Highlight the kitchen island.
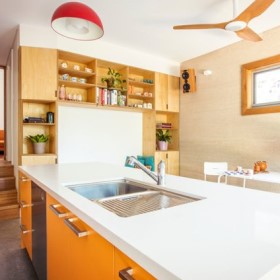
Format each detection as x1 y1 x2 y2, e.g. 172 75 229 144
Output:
19 162 280 280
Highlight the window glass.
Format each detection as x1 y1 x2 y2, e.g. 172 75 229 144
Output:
253 66 280 106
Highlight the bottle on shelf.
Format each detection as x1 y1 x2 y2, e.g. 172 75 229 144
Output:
59 85 66 100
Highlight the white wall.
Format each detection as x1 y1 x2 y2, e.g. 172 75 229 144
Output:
58 106 142 165
180 26 280 192
0 69 4 129
19 24 180 76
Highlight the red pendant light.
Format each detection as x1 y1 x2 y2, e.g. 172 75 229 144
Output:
51 2 104 41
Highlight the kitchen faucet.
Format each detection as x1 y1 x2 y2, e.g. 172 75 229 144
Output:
126 156 166 185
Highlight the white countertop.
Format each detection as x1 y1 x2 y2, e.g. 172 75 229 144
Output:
19 162 280 280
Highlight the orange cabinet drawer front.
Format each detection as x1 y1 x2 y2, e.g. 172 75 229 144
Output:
114 248 156 280
19 172 32 259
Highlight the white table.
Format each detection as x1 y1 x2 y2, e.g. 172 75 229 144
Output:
225 171 280 188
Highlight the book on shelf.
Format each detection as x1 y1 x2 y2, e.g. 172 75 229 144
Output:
96 87 126 106
156 122 172 129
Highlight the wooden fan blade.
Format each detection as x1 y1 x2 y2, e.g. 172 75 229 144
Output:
173 22 228 30
235 0 275 23
235 26 262 42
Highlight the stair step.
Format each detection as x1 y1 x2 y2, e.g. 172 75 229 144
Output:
0 165 14 177
0 177 16 191
0 203 19 220
0 160 11 166
0 190 18 205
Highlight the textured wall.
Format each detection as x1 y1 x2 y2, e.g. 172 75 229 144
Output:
180 26 280 192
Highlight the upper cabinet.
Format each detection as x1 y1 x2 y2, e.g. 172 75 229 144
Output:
155 73 179 112
20 47 58 100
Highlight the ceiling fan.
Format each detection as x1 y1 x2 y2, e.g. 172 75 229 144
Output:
173 0 275 42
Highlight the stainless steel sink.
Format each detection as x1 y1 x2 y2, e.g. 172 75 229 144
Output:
67 179 203 217
67 179 149 200
96 190 200 217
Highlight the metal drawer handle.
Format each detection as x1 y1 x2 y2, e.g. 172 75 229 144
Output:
64 217 88 238
119 267 134 280
49 204 69 218
20 224 34 234
20 177 30 182
20 200 33 208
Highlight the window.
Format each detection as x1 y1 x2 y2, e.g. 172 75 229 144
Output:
241 54 280 115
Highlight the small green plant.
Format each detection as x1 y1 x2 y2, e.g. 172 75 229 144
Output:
101 67 125 88
26 134 49 143
156 129 172 143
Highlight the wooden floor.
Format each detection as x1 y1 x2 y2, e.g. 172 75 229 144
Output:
0 218 38 280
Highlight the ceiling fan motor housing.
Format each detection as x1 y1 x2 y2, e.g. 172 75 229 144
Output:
225 21 247 32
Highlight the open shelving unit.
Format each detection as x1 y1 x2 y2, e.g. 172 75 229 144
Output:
58 50 96 103
19 46 180 174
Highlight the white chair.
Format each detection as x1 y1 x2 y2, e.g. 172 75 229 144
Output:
204 162 228 184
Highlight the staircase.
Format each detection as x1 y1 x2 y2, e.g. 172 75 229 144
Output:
0 160 19 220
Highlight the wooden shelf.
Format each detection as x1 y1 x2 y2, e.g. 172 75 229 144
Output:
128 80 154 87
96 84 126 91
22 153 57 157
156 127 178 130
128 94 154 100
59 66 95 78
23 123 55 126
21 99 56 104
155 149 179 152
58 80 95 89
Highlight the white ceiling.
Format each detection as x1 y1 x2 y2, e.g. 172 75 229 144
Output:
0 0 280 66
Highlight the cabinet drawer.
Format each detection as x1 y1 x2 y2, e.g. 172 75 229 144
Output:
114 248 155 280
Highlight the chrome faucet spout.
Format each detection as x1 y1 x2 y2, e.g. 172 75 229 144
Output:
126 156 166 185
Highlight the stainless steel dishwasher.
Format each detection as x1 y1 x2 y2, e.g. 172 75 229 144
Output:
32 181 47 280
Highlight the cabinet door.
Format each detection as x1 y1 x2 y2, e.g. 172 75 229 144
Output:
114 248 155 280
155 151 179 176
155 72 168 111
167 151 179 176
47 195 71 280
67 218 114 280
20 47 57 100
19 172 32 259
47 194 114 280
154 151 167 170
167 75 179 112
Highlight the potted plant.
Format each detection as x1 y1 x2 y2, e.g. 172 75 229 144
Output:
26 134 49 154
101 67 125 88
156 129 172 151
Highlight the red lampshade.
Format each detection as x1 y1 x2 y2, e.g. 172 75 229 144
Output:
51 2 104 40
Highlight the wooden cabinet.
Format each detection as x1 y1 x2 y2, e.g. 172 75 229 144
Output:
18 172 32 259
114 247 155 280
47 194 114 280
167 75 180 112
155 73 179 112
155 151 179 175
154 73 180 174
20 47 57 100
19 47 58 165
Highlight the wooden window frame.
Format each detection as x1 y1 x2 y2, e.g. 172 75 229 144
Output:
241 54 280 115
